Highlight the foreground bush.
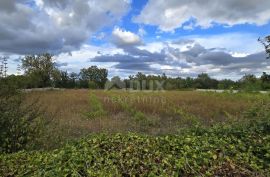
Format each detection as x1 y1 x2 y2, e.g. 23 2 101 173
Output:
0 80 43 153
1 102 270 176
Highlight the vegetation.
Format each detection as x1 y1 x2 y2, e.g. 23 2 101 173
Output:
1 101 269 176
0 44 270 176
14 90 269 150
0 79 44 153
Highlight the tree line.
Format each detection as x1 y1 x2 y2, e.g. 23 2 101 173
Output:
0 53 270 91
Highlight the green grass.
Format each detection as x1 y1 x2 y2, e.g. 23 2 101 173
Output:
85 92 107 119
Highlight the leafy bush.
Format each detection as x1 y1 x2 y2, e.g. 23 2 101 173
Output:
0 80 43 153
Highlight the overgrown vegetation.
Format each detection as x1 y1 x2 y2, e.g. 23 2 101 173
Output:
21 89 269 150
0 79 44 153
1 101 269 176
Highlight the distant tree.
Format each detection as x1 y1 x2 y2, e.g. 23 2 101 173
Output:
259 35 270 59
218 79 235 90
80 66 108 89
70 72 79 88
184 77 195 88
240 74 261 91
110 76 125 89
260 72 270 90
52 70 70 88
22 53 56 88
135 72 147 90
195 73 218 89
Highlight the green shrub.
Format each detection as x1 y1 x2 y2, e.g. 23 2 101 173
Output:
0 80 43 153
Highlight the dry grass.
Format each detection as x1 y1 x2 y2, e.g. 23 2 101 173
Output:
25 89 269 149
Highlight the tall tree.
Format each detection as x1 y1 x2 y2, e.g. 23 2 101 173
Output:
80 66 108 89
22 53 56 88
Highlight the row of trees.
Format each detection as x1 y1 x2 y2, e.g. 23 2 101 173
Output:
105 72 270 91
1 53 270 91
1 54 108 89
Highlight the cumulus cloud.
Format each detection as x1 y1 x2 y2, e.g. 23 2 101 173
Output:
134 0 270 31
111 27 141 47
0 0 130 54
89 37 269 79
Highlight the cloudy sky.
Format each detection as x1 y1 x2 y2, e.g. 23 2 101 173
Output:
1 0 270 79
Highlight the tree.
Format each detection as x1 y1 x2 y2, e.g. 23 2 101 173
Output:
70 72 79 88
135 72 147 90
259 35 270 59
260 72 270 90
195 73 218 89
240 74 261 91
22 53 56 88
80 66 108 89
218 79 235 90
105 76 125 90
52 70 70 88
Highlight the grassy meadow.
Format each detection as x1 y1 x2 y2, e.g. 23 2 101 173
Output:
25 89 269 149
1 89 270 176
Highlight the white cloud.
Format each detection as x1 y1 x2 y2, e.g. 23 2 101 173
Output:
55 44 123 72
134 0 270 31
111 27 141 46
186 33 264 54
0 0 131 54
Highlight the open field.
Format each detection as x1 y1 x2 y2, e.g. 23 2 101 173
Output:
24 89 270 149
1 89 270 176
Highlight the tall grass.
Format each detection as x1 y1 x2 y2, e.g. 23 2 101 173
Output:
24 89 270 149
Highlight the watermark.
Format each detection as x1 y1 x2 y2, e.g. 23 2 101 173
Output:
104 79 165 92
103 95 167 105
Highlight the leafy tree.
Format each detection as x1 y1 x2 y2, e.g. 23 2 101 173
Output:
195 73 218 89
260 72 270 90
52 70 71 88
22 53 56 88
105 76 125 90
80 66 108 89
69 72 79 88
239 74 261 91
218 79 235 90
135 72 147 90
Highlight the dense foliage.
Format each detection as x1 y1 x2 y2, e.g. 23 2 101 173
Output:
0 79 43 153
1 102 269 176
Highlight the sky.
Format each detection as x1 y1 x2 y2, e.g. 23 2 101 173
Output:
1 0 270 80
